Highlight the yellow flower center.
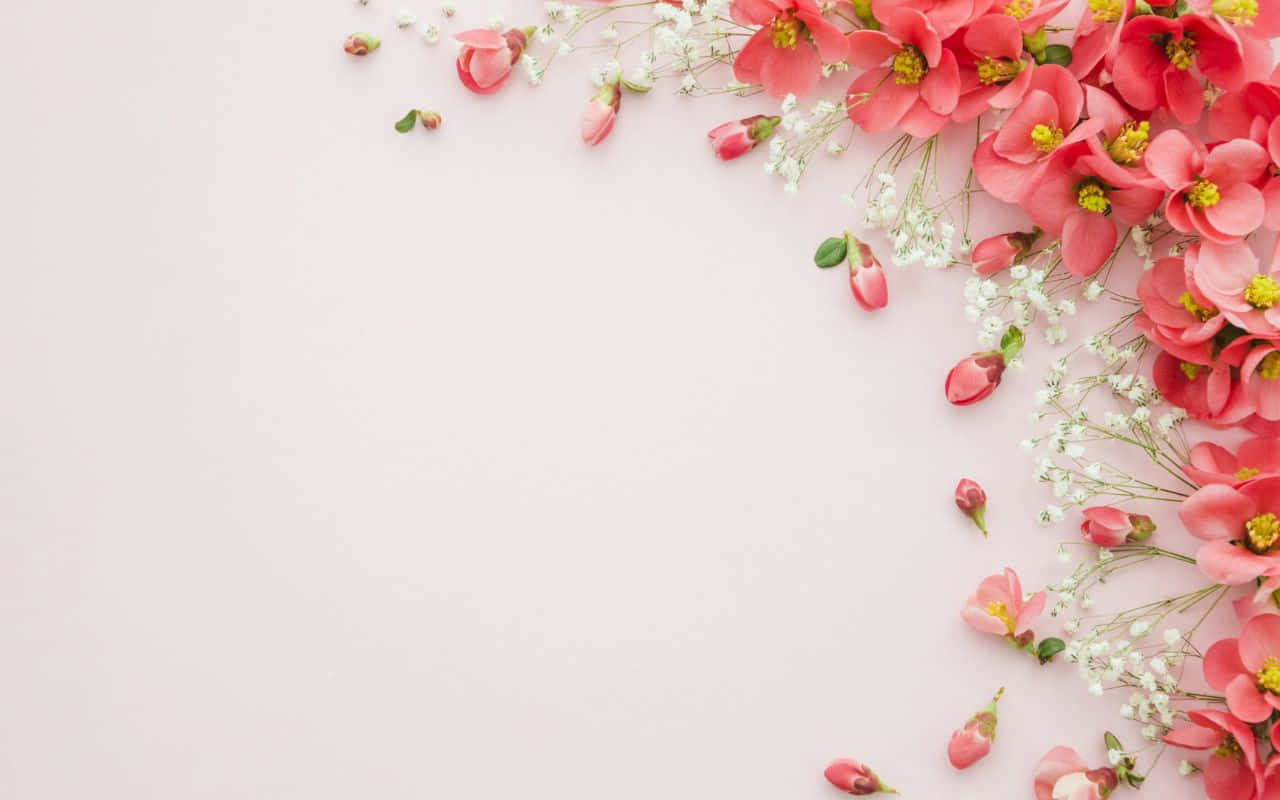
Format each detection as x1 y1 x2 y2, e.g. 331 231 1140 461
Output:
1246 275 1280 309
986 600 1017 635
892 45 926 84
1107 120 1150 166
1077 182 1110 213
1180 361 1203 380
1003 0 1033 18
1237 467 1262 480
770 14 801 48
1213 0 1258 25
976 56 1023 86
1247 512 1280 553
1165 36 1196 69
1030 123 1064 154
1088 0 1123 21
1186 178 1221 209
1259 656 1280 693
1178 291 1217 321
1261 352 1280 381
1215 734 1245 760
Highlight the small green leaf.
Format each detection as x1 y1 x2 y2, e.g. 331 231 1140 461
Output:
394 109 419 133
1036 637 1066 664
1040 44 1073 67
814 236 848 268
1104 732 1124 752
1000 325 1026 362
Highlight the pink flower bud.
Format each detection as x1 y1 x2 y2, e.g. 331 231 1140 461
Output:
847 237 888 311
344 32 382 55
420 110 442 130
823 759 895 795
1079 506 1155 547
947 688 1001 769
945 352 1006 406
970 230 1039 277
454 27 530 94
707 114 780 160
581 82 621 146
954 478 987 535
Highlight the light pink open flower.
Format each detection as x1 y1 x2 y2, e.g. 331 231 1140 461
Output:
845 7 959 137
961 567 1045 639
1190 240 1280 336
1146 131 1268 244
1034 747 1119 800
1180 476 1280 584
1184 437 1280 486
1134 254 1226 365
455 28 530 94
1112 14 1245 124
730 0 849 98
1205 615 1280 723
1163 709 1261 800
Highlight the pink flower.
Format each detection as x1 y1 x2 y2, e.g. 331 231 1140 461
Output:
823 759 895 795
1145 131 1268 244
1067 0 1133 80
1134 254 1226 365
1180 476 1280 584
455 28 530 94
951 13 1036 122
1184 437 1280 486
1190 240 1280 336
1034 747 1119 800
1079 506 1154 547
847 237 887 311
343 32 381 55
1113 14 1245 124
730 0 849 98
947 688 1002 769
961 567 1045 638
844 7 959 138
1206 615 1280 723
581 82 621 146
1164 710 1261 800
954 478 987 535
970 230 1039 276
945 351 1005 406
1151 349 1254 427
707 114 780 160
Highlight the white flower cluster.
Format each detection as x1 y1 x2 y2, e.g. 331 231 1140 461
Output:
1061 616 1185 737
858 173 957 268
764 94 849 193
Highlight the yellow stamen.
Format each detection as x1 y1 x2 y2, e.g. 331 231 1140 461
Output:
1186 178 1220 209
976 56 1023 86
1077 182 1110 213
891 45 926 85
1215 734 1245 760
1030 123 1064 154
1237 467 1262 480
1180 361 1203 381
1087 0 1123 21
1165 36 1196 70
1213 0 1258 26
1003 0 1033 18
1178 291 1217 322
1107 120 1150 166
1261 352 1280 381
770 14 800 48
1259 656 1280 693
1245 275 1280 309
985 601 1017 635
1246 512 1280 553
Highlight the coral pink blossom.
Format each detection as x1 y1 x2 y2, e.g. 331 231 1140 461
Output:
1234 574 1280 624
1241 342 1280 423
707 114 780 160
1113 14 1245 124
961 567 1045 638
1164 709 1261 800
1033 747 1118 800
1067 0 1132 80
1205 615 1280 723
1190 240 1280 336
1180 476 1280 584
581 83 621 146
945 351 1005 405
1073 85 1162 190
823 759 893 795
1183 437 1280 486
1151 349 1254 427
947 688 1001 769
455 28 529 94
870 0 984 38
848 237 887 311
1134 255 1226 365
845 7 959 137
1146 131 1268 244
952 14 1037 122
1079 506 1154 547
730 0 849 98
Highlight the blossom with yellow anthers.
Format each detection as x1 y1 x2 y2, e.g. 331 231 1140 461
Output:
1213 0 1258 26
1087 0 1122 22
1177 291 1217 321
1215 734 1245 761
1003 0 1033 18
770 14 800 48
1165 36 1196 70
1107 120 1150 166
1180 362 1203 381
892 45 926 85
1030 123 1063 154
1237 467 1262 481
1260 352 1280 381
1246 512 1280 553
1259 656 1280 692
1245 275 1280 309
976 56 1023 86
1186 178 1220 209
985 600 1016 635
1076 182 1110 213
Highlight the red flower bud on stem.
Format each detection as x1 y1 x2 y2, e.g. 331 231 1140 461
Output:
823 759 896 795
344 32 381 55
954 478 987 536
947 688 1002 769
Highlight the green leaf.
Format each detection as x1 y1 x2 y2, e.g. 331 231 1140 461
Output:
394 109 419 134
1036 637 1066 664
1000 325 1026 362
1040 44 1073 67
1104 732 1124 753
813 236 848 268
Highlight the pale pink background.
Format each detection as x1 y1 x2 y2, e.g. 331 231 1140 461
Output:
1 2 1216 798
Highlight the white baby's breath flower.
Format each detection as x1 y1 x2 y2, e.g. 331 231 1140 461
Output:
396 7 417 26
421 22 440 42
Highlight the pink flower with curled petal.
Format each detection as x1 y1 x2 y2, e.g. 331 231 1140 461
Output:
844 7 959 138
1145 131 1269 244
1134 254 1226 365
1163 709 1261 800
731 0 850 98
1034 747 1119 800
1079 506 1154 547
1112 14 1244 124
1205 615 1280 724
455 27 530 94
961 567 1045 639
1151 348 1254 427
1184 437 1280 486
1180 476 1280 585
951 13 1037 122
1190 240 1280 336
